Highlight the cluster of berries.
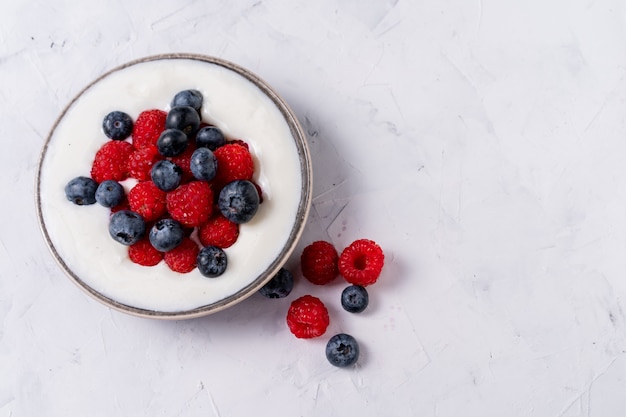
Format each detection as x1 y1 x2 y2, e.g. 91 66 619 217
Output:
258 238 384 367
64 89 261 277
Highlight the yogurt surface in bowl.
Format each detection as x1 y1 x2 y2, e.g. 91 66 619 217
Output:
37 55 311 318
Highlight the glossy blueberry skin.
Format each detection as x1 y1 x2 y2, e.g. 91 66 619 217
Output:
102 111 133 140
195 126 226 150
109 210 145 246
190 148 218 181
258 268 294 299
157 129 188 157
171 89 203 113
65 176 98 205
325 334 360 367
95 180 125 208
218 180 260 224
151 160 182 191
166 106 201 137
149 219 184 252
197 246 228 277
341 285 369 313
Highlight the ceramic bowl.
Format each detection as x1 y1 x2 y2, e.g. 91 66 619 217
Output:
36 53 312 319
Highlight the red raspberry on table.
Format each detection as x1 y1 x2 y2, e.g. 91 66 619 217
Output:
127 145 162 182
164 238 199 273
300 241 339 285
198 214 239 248
212 143 254 190
128 238 163 266
338 239 385 286
132 109 166 150
90 140 134 183
128 181 167 222
286 295 330 339
166 181 213 227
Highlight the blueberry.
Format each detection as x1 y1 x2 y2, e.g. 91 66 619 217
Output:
149 219 184 252
171 89 203 113
258 268 294 299
218 180 260 224
109 210 145 245
341 285 369 313
325 334 360 368
195 126 226 150
151 160 182 191
65 176 98 205
102 111 133 140
197 246 227 277
157 129 188 157
95 180 125 208
166 106 200 137
190 148 217 181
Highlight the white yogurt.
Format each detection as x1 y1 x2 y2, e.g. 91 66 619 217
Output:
39 58 305 314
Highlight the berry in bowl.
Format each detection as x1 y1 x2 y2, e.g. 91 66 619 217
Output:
36 54 312 319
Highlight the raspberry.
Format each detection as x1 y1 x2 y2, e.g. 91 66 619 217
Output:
167 140 196 183
286 295 330 339
166 181 213 227
132 109 166 150
198 214 239 248
128 181 167 222
164 238 199 273
90 140 134 183
127 145 162 181
300 241 339 285
212 143 254 190
338 239 384 286
128 238 163 266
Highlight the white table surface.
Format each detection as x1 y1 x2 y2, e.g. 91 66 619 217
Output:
2 0 626 416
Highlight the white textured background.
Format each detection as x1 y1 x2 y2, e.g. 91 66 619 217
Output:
3 0 626 416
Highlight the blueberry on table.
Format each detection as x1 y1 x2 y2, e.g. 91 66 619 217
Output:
109 210 145 246
341 285 369 313
166 106 201 137
171 89 203 113
259 268 294 299
95 180 124 208
102 111 133 140
195 126 226 150
218 180 260 224
190 147 217 181
149 218 185 252
197 246 228 277
151 160 182 191
157 129 188 157
326 334 360 367
65 176 98 205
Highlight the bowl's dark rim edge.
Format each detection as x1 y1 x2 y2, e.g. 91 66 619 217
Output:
35 53 313 319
